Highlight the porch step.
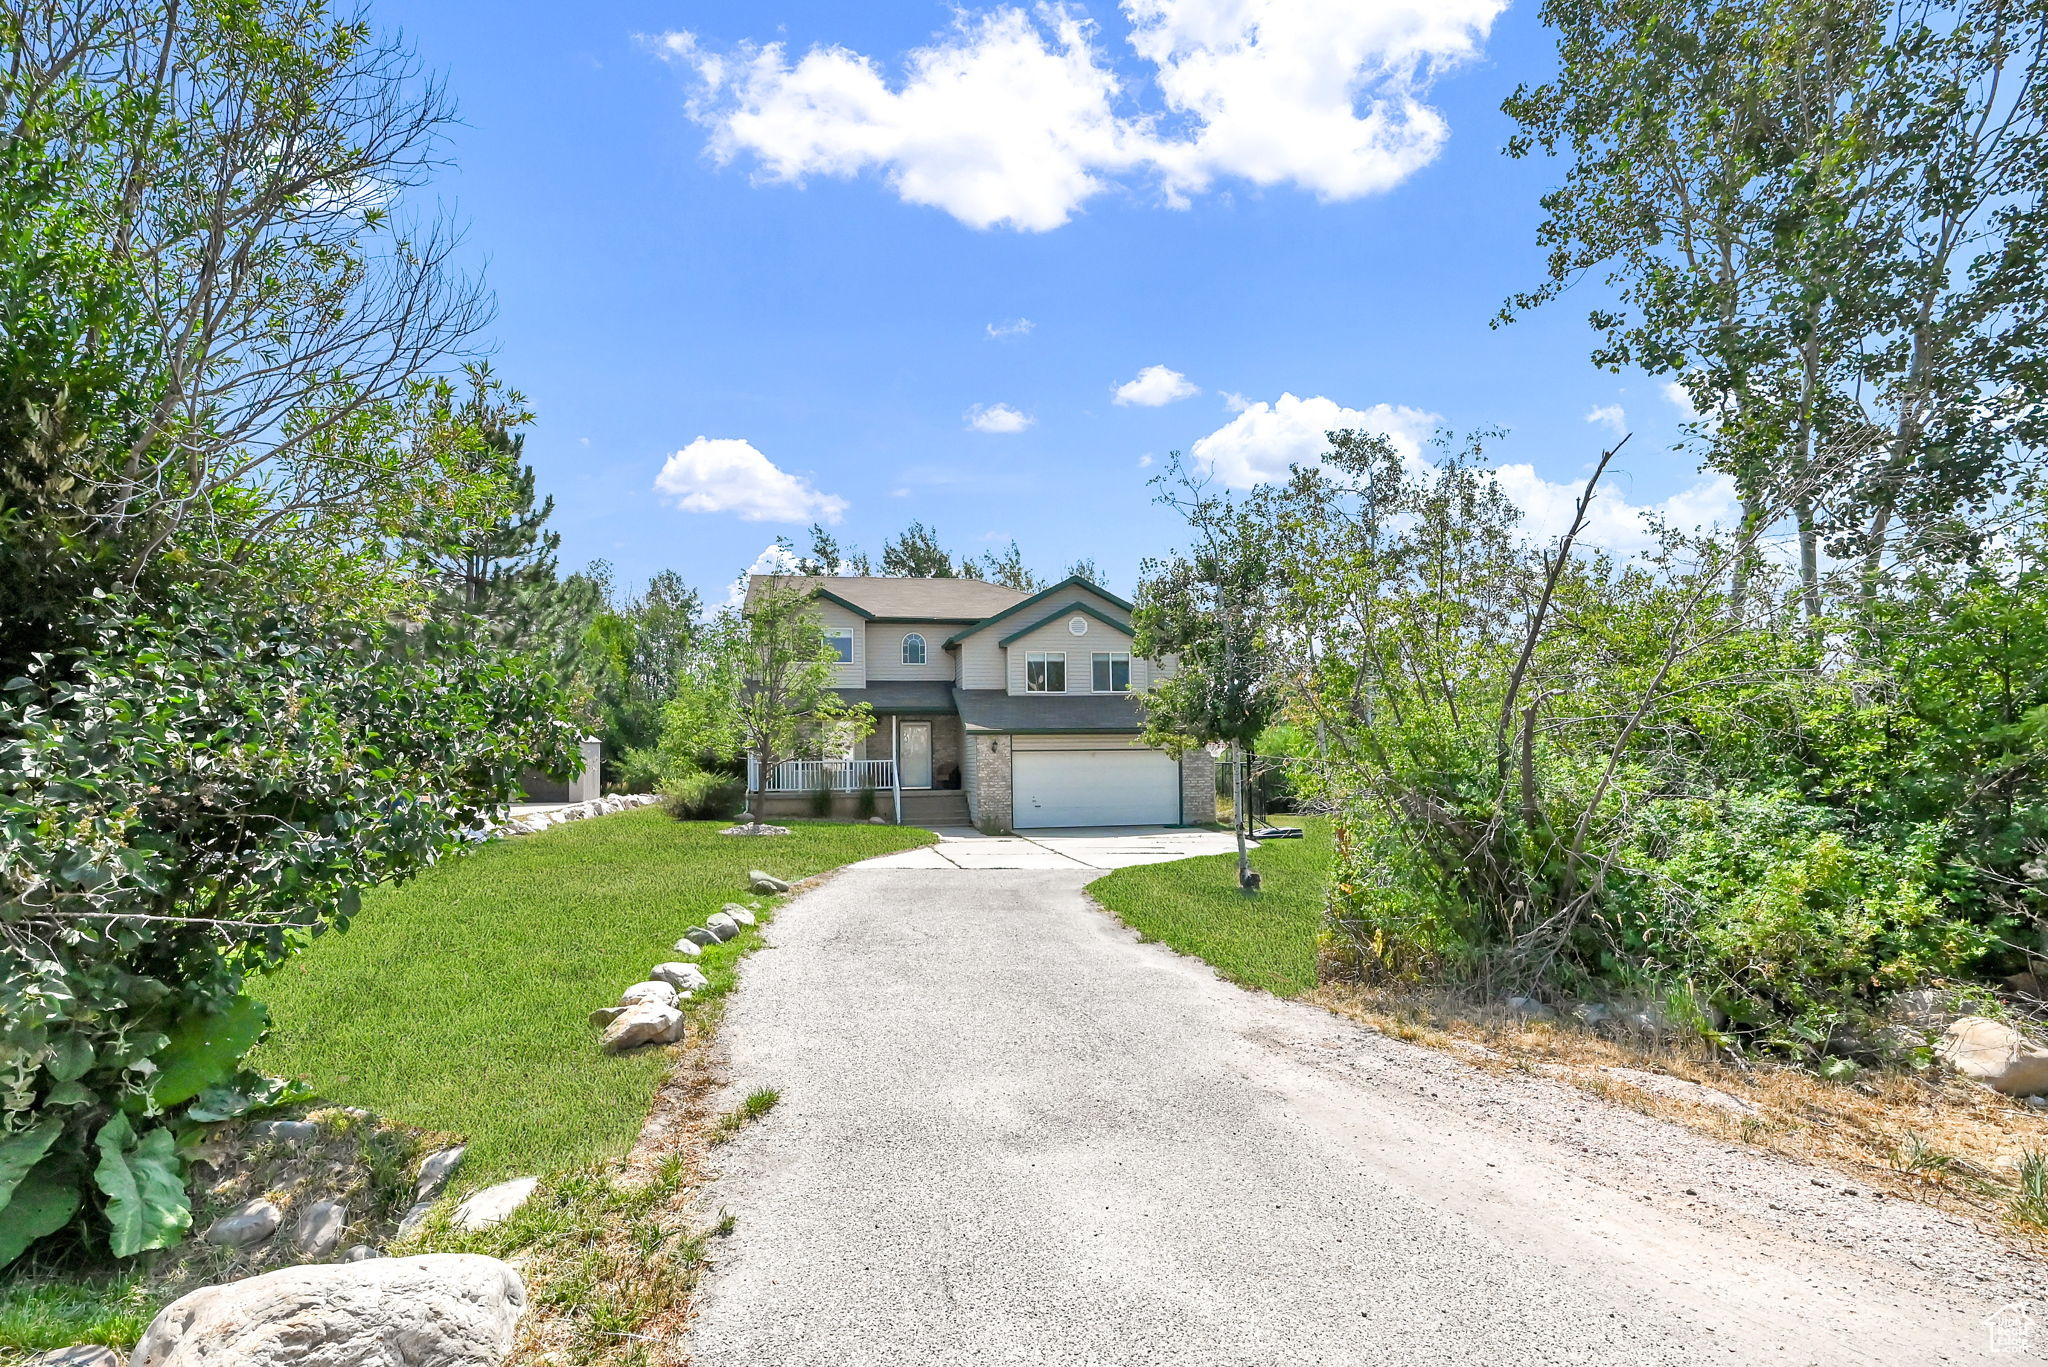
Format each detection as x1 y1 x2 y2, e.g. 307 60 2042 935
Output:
898 791 969 826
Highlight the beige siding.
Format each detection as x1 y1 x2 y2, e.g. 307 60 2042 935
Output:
813 601 866 689
1003 609 1140 696
1012 733 1154 751
864 622 959 682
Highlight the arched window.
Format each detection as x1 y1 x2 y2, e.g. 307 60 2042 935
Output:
902 632 927 665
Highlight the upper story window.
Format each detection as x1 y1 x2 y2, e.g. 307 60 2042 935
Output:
1026 651 1066 693
1092 652 1131 693
902 632 927 665
825 629 853 664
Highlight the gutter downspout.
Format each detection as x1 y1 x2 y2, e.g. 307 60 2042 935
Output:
891 715 903 826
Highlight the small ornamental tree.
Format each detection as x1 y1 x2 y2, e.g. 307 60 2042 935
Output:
666 585 873 830
1133 455 1284 889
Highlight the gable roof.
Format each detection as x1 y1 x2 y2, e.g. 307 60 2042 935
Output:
944 575 1134 645
746 575 1032 621
996 600 1134 647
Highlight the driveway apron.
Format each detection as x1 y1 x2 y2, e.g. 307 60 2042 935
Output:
681 864 2048 1367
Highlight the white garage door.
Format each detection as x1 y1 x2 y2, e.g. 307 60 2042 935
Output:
1013 749 1180 829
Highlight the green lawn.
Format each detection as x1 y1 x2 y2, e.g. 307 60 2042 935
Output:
252 810 933 1184
1087 819 1333 996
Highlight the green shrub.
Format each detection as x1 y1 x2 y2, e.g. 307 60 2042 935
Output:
0 592 575 1269
661 769 745 821
808 779 833 818
856 785 878 820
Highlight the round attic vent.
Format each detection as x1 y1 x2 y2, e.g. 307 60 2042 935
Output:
1068 616 1088 636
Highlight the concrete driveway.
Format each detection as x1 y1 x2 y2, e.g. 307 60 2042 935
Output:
859 824 1250 871
682 864 2047 1367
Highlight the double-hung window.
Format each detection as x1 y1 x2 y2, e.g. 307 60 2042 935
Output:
1092 651 1131 693
1026 651 1066 692
824 629 853 664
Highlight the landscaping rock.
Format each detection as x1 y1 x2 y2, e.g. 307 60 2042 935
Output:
131 1253 524 1367
26 1347 121 1366
670 937 702 956
721 903 758 926
705 912 740 941
293 1199 347 1258
1938 1016 2048 1095
650 962 709 993
201 1199 281 1248
395 1200 435 1240
620 979 679 1008
721 823 791 836
1891 987 1962 1029
749 870 791 893
1572 1002 1616 1028
342 1245 382 1262
588 1005 627 1027
683 926 719 949
1504 996 1555 1021
601 1002 684 1053
245 1119 319 1146
451 1177 539 1232
415 1145 466 1201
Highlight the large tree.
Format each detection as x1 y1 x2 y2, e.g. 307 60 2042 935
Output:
1502 0 2048 614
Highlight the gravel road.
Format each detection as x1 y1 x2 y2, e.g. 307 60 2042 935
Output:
681 866 2048 1366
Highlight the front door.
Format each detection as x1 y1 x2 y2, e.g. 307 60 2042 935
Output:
899 722 933 789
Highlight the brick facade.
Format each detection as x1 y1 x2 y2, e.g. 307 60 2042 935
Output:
968 733 1013 832
1179 746 1218 824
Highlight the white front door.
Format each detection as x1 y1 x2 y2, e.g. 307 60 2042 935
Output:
899 722 933 789
1013 749 1180 828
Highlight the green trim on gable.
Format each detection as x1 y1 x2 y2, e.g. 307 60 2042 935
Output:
943 576 1136 645
997 601 1133 647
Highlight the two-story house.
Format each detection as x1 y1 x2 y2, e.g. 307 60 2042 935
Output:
742 573 1216 831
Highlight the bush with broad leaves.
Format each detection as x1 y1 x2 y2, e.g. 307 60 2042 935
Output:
0 590 578 1267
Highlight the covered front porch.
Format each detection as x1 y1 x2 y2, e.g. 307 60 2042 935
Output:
747 693 966 823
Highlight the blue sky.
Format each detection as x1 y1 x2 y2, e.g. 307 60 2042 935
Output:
381 0 1728 603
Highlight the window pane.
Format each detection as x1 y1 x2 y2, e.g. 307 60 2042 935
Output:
1027 655 1046 691
827 631 852 663
1113 656 1130 691
1046 656 1065 691
903 633 925 664
1093 653 1111 691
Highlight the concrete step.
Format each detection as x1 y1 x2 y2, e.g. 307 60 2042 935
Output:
898 791 969 824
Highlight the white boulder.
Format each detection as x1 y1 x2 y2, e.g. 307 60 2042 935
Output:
704 913 739 942
748 870 791 893
451 1177 539 1233
601 1003 684 1053
669 937 702 957
650 962 709 993
721 903 758 926
415 1146 466 1201
1938 1016 2048 1095
293 1199 347 1258
619 980 679 1008
201 1199 280 1248
131 1254 524 1367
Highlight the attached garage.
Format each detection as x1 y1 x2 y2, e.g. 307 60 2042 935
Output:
1012 745 1181 829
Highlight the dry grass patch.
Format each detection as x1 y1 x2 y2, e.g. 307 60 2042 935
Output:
1310 982 2048 1248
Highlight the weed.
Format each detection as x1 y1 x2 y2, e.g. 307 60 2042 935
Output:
711 1086 782 1145
2012 1151 2048 1229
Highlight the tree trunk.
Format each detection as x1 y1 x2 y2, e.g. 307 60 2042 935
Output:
1233 743 1252 888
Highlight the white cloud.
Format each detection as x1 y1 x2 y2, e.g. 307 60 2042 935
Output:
1114 364 1200 406
987 317 1035 338
1190 392 1437 487
1661 379 1701 422
1138 453 1154 468
652 0 1506 232
1220 390 1250 413
653 437 848 523
966 402 1034 433
724 541 803 605
1585 403 1626 436
1492 466 1738 554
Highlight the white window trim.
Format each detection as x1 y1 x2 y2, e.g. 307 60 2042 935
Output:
1026 650 1067 693
1091 650 1132 693
825 628 854 664
902 632 927 665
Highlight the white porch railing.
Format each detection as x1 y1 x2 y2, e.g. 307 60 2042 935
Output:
746 757 897 793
